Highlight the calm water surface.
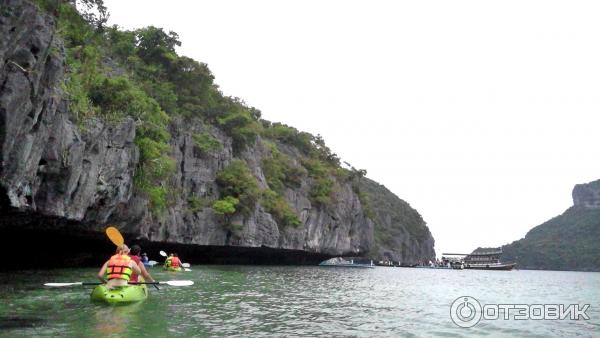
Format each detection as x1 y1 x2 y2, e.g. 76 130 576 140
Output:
0 266 598 337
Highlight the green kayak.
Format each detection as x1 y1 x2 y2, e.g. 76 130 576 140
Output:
164 266 182 272
90 283 148 305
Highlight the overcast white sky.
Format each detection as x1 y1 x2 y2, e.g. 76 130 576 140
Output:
104 0 600 255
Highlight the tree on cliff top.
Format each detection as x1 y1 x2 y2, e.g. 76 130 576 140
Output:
36 0 108 28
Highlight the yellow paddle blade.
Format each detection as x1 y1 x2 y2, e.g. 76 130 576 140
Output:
105 226 124 246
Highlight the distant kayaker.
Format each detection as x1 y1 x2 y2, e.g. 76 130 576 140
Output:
164 253 182 269
97 244 142 289
164 253 173 268
170 253 182 269
141 253 149 264
129 245 155 283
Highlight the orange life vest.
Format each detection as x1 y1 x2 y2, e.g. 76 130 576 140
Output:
106 254 133 281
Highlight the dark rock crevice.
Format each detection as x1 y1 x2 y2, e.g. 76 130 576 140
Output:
0 185 335 270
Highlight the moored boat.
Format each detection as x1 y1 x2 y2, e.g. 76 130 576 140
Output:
414 265 453 269
462 248 515 270
463 262 516 270
443 248 516 271
319 257 375 268
414 259 464 269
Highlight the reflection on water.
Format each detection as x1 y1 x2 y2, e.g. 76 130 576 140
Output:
0 266 598 337
93 302 143 337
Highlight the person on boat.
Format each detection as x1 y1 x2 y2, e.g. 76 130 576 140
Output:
97 244 142 289
129 245 155 284
141 253 149 264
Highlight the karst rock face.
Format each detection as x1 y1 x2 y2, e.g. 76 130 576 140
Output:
0 0 138 225
0 0 435 265
572 180 600 210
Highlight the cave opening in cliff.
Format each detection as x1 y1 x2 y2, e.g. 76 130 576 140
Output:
0 187 332 270
0 228 333 271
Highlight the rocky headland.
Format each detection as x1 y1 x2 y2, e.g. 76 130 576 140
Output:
0 0 435 268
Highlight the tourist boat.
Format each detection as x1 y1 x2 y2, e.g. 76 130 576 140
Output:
463 248 516 270
319 257 375 268
414 264 453 269
443 248 516 271
414 258 464 269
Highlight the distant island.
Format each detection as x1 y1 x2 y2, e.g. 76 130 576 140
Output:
502 179 600 272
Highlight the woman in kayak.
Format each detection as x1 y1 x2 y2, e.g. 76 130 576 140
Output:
129 245 155 284
97 244 142 289
171 253 182 268
167 253 182 269
164 253 182 269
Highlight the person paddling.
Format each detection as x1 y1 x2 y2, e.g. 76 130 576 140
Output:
170 253 182 269
141 253 149 264
164 253 182 270
129 245 155 283
164 253 173 268
97 244 142 289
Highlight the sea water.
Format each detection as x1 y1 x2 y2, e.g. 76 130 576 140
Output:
0 266 598 337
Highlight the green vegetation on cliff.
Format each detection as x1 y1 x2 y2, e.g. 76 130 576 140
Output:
502 206 600 271
215 159 260 216
214 159 301 228
358 178 433 261
192 132 222 155
261 143 304 193
261 190 302 227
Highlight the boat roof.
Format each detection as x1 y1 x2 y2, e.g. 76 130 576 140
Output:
443 247 503 256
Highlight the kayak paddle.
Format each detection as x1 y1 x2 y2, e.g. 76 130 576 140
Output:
106 226 124 246
45 280 194 287
131 280 194 286
44 282 102 287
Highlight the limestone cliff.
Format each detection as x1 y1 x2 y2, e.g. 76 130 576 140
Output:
0 0 435 266
359 178 435 264
572 180 600 209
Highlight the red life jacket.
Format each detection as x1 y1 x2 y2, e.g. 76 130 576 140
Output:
129 255 141 283
170 257 181 268
106 254 132 281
